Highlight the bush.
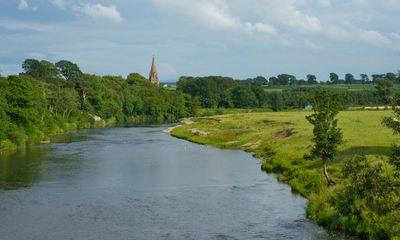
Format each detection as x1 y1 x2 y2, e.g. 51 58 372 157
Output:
331 155 400 239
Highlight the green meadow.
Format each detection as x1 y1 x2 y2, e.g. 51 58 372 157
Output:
171 110 400 239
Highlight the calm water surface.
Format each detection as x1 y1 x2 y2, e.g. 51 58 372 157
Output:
0 127 346 239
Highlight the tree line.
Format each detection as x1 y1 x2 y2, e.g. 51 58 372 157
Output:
0 59 198 151
177 76 397 111
243 72 400 86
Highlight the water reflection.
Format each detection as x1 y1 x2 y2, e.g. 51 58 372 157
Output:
0 147 52 189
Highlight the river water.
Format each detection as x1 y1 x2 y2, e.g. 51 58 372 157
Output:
0 127 344 240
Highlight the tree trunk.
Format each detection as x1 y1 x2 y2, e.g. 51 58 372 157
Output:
323 163 336 186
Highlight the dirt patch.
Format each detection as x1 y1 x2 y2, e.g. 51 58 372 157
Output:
241 140 262 150
276 129 295 139
163 118 194 134
261 119 294 125
262 119 277 124
200 117 222 123
190 128 210 136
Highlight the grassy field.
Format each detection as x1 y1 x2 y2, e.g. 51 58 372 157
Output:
171 110 400 238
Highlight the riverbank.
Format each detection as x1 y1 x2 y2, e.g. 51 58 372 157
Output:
0 117 183 156
162 118 194 134
170 110 400 239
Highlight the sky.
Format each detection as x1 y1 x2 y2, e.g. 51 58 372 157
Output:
0 0 399 81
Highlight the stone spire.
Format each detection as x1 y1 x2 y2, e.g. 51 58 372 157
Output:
149 55 159 86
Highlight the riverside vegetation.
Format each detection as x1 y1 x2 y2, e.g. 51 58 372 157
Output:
0 59 198 153
173 76 400 239
1 61 400 239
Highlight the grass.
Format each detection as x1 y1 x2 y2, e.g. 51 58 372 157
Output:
171 110 400 238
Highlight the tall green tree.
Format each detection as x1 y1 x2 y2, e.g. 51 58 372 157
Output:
306 90 343 185
306 74 318 85
230 85 258 108
375 78 394 105
329 73 339 84
360 73 369 84
22 59 61 83
56 60 82 80
345 73 355 84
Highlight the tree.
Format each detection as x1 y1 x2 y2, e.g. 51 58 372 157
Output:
345 73 355 84
372 74 385 83
386 72 397 83
127 72 148 85
56 60 82 80
268 76 279 86
383 94 400 135
244 76 268 86
275 74 296 86
375 78 394 105
306 74 318 85
305 90 343 185
268 92 284 111
230 85 258 108
360 74 369 84
333 156 400 239
21 59 60 83
329 73 339 84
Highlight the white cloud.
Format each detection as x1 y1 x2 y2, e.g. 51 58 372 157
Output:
153 0 240 29
196 2 240 29
325 25 391 46
76 4 123 23
48 1 123 23
389 33 400 41
152 0 276 35
50 0 65 9
0 20 52 32
356 29 391 45
265 2 322 34
318 0 331 7
244 22 276 34
18 0 37 11
304 39 321 50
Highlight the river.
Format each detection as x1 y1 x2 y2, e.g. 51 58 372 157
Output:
0 127 345 239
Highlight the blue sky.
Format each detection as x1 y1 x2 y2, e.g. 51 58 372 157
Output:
0 0 399 81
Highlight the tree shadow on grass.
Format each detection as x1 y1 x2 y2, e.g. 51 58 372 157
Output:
306 146 392 169
335 146 392 163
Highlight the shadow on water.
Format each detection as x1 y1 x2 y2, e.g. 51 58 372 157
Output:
0 147 52 190
50 134 94 144
0 132 93 190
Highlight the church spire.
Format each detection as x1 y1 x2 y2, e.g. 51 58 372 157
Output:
149 55 159 86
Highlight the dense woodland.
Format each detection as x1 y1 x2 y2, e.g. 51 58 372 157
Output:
0 59 197 151
177 75 398 111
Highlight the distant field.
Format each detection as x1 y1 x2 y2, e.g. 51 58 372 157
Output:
264 83 400 92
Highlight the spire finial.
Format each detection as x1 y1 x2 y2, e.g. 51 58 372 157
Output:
149 55 159 86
